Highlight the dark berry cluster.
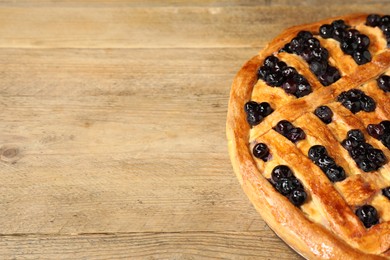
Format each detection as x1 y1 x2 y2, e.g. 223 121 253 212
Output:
244 101 274 126
274 120 306 143
308 145 346 182
355 205 379 228
377 74 390 92
269 165 307 207
367 120 390 149
258 55 312 98
341 129 387 172
314 105 333 124
253 143 270 161
337 89 376 114
383 187 390 200
319 20 371 65
366 14 390 47
280 30 341 86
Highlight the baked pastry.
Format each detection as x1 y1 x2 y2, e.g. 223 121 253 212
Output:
226 13 390 259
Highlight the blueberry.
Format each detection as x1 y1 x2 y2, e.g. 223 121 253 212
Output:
381 15 390 25
258 102 274 117
275 61 288 71
366 14 381 27
332 20 348 30
367 124 385 139
381 132 390 149
274 179 295 195
342 138 359 151
288 189 307 207
312 47 329 61
383 187 390 200
358 159 377 172
316 155 336 171
350 145 367 161
308 145 328 161
293 74 306 84
290 37 305 54
265 71 284 87
349 89 364 99
286 127 306 142
377 75 390 92
301 48 313 62
381 24 390 36
246 112 263 126
310 60 328 76
280 43 292 53
342 99 361 113
257 66 270 80
325 165 346 182
318 66 341 86
314 106 333 124
244 101 259 113
298 31 313 40
347 129 365 143
274 120 294 135
282 78 298 94
282 67 298 78
341 41 355 55
353 50 372 65
307 37 320 49
271 165 293 183
355 205 379 228
360 95 376 112
245 101 264 126
345 29 359 40
366 148 386 166
337 91 348 102
355 34 370 50
253 143 270 161
295 82 312 98
380 121 390 133
264 55 279 68
319 24 333 39
333 28 347 42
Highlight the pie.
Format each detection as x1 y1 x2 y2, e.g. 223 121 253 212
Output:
226 13 390 259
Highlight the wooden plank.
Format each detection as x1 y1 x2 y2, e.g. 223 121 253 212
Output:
0 232 302 259
0 5 388 48
0 47 268 234
0 0 385 7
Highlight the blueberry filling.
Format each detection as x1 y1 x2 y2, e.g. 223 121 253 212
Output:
279 31 340 86
366 14 390 47
253 143 270 161
274 120 306 143
269 165 307 207
307 145 346 182
355 205 379 228
337 89 376 113
377 75 390 92
319 19 372 65
366 120 390 149
244 101 274 126
341 129 387 172
257 55 312 98
314 105 333 124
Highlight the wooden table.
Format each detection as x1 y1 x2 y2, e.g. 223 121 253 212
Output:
0 1 388 259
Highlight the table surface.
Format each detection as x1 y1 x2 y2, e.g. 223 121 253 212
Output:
0 1 389 259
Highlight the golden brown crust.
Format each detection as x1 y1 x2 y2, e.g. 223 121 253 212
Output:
227 13 390 259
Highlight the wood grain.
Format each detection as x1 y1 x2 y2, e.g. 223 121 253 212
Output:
0 232 301 259
0 4 388 48
0 1 388 259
